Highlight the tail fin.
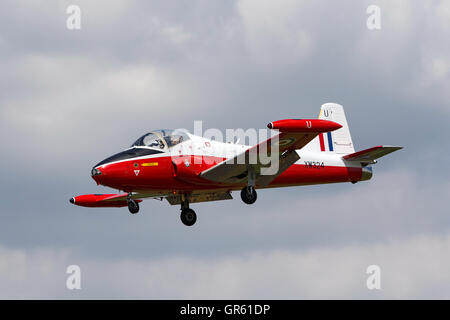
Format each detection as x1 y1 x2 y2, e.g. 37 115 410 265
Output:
318 103 355 154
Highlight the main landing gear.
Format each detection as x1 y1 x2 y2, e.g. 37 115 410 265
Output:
180 197 197 227
127 194 140 214
180 209 197 226
240 186 257 204
240 168 257 205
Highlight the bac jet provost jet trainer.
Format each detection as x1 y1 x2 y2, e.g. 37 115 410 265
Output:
70 103 402 226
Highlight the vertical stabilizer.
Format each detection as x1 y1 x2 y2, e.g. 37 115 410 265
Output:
318 103 355 154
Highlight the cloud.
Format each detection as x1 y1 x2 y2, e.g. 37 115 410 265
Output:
434 0 450 32
2 165 448 267
0 0 449 299
1 232 450 299
236 0 313 67
0 53 205 173
150 17 193 46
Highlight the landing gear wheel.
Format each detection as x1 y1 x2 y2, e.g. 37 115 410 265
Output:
241 186 257 204
128 200 139 214
180 209 197 226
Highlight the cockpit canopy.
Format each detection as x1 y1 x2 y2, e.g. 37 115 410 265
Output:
131 129 190 150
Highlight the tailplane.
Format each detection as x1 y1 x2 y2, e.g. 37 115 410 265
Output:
343 145 403 166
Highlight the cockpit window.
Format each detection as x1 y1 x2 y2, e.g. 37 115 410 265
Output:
161 130 189 147
131 129 189 149
131 133 165 149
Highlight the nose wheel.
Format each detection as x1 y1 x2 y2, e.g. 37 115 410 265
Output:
127 199 139 214
241 186 257 204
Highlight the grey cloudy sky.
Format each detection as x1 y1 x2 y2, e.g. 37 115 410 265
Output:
0 0 449 299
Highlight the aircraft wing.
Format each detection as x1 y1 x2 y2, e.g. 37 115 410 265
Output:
200 119 342 186
342 145 402 165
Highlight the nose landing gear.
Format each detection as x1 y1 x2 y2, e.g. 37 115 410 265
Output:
128 200 139 214
127 193 140 214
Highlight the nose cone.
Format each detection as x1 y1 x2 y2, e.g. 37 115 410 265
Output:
69 197 75 204
90 163 120 188
91 167 103 185
91 167 102 177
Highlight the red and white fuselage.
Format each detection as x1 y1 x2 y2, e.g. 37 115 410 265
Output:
89 133 370 194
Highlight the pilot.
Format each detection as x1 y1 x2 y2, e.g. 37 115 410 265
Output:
156 139 165 149
147 138 165 149
167 135 183 147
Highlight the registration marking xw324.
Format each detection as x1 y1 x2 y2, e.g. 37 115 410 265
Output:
304 161 325 169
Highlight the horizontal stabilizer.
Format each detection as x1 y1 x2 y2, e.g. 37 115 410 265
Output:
343 145 402 164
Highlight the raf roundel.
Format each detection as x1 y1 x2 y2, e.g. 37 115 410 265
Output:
276 138 296 147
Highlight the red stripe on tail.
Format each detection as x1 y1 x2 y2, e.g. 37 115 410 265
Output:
319 133 325 151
